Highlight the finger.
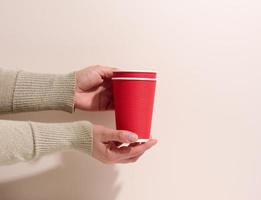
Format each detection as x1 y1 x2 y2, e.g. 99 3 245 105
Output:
108 140 140 150
128 142 142 147
101 128 138 143
110 145 132 154
108 139 157 162
126 139 158 157
96 66 119 79
106 143 140 159
101 144 133 164
101 66 119 73
119 153 144 163
112 141 122 147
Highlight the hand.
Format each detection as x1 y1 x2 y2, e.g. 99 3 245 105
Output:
75 65 117 111
92 125 158 164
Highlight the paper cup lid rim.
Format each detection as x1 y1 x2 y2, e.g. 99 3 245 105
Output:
112 77 157 81
113 69 157 73
136 139 150 143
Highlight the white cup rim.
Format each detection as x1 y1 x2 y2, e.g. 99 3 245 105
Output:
113 69 157 73
112 77 157 81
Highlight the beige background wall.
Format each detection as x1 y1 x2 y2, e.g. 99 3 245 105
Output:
0 0 260 199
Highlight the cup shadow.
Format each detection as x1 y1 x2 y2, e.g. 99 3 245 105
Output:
0 110 120 200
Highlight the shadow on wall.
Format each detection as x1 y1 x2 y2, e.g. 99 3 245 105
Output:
0 110 120 200
0 152 120 200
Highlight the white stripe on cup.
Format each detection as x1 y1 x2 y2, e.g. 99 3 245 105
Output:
112 77 157 81
113 69 157 73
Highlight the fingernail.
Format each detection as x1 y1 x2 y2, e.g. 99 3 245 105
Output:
128 133 138 142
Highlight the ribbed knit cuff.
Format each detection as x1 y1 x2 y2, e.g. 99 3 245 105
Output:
30 121 93 157
0 68 19 113
13 71 76 113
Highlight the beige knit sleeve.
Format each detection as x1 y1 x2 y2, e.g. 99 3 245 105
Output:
0 68 75 114
0 68 93 165
0 68 18 113
0 120 93 165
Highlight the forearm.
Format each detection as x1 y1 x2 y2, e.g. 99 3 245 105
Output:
0 68 75 114
0 120 93 165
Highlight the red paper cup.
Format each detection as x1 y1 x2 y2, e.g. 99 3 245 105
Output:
112 70 157 142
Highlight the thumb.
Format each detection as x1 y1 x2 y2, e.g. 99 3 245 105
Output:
101 128 138 143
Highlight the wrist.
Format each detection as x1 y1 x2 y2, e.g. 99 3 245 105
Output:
74 91 80 110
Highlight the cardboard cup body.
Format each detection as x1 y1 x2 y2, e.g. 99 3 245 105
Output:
112 71 157 140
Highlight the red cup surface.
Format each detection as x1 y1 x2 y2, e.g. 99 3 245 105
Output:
112 72 156 140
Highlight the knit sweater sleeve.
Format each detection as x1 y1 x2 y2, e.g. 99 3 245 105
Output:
0 68 75 113
0 120 93 165
0 68 93 165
